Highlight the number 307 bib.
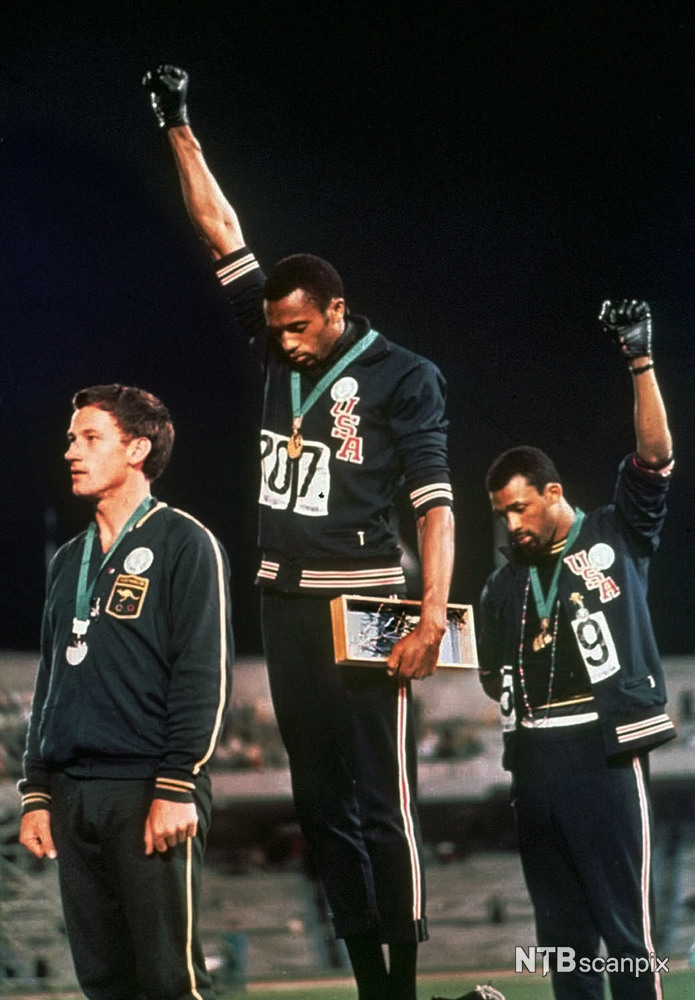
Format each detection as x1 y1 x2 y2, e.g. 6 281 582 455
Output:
259 430 330 516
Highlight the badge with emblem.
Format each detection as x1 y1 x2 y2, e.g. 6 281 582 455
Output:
106 574 150 619
124 546 154 575
588 543 615 571
331 376 359 401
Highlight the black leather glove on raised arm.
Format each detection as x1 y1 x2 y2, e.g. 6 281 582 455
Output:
142 64 189 129
599 299 652 360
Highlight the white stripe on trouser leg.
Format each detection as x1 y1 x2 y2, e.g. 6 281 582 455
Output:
397 682 423 922
633 756 662 1000
185 837 204 1000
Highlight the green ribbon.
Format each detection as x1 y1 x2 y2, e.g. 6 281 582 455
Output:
290 329 379 422
73 496 153 628
528 509 585 620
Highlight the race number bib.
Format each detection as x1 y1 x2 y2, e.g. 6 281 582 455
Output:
499 665 516 732
571 610 621 684
259 430 331 517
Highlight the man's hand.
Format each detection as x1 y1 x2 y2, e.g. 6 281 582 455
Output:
599 299 652 360
386 618 444 681
144 799 198 855
19 809 57 859
142 65 190 129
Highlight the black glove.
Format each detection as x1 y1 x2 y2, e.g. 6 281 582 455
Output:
599 299 652 360
142 64 189 129
432 986 506 1000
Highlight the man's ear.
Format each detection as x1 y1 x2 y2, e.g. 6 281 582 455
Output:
544 481 564 505
328 297 346 321
128 436 152 470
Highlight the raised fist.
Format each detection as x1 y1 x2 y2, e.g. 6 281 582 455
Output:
142 64 189 129
599 299 652 360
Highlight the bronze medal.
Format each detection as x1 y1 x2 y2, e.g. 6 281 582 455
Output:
532 617 552 652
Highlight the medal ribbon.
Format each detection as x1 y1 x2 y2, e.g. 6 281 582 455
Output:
74 496 154 626
528 509 585 621
290 329 379 425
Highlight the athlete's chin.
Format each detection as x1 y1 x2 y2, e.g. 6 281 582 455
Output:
286 354 316 370
515 534 535 549
514 535 541 557
296 357 319 369
71 480 97 499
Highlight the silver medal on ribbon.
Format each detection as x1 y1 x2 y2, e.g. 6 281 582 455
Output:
66 642 88 665
67 617 90 664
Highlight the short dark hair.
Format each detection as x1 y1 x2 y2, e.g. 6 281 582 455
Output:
485 446 561 495
72 384 174 482
264 253 344 312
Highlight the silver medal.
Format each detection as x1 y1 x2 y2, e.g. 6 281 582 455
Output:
66 642 88 665
67 617 90 663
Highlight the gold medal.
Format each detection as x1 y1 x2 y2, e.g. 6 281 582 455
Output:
287 329 378 465
287 417 303 459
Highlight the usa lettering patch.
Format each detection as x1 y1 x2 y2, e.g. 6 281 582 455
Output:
330 395 364 465
563 549 621 603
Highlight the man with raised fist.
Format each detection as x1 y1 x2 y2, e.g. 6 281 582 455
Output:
478 301 674 1000
143 64 455 1000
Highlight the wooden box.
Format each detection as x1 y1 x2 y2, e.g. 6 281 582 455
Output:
330 594 478 669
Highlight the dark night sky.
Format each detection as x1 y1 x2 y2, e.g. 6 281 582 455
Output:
2 2 694 654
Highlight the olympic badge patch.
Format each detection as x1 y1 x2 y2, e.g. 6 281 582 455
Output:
124 546 154 574
105 574 150 620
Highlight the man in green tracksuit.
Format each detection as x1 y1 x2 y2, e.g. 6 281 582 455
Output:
19 383 233 1000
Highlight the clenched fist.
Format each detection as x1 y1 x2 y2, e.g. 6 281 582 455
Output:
142 64 190 129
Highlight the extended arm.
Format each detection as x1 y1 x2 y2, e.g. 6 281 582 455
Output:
387 505 455 680
143 65 245 260
167 126 244 259
599 299 673 467
631 364 672 468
